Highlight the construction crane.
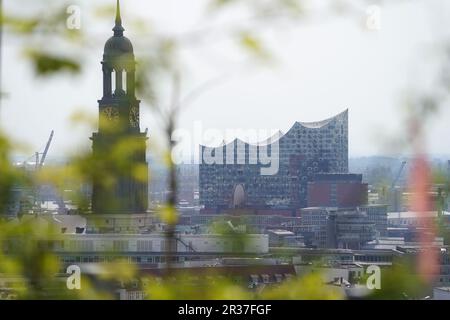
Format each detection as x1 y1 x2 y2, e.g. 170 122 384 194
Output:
391 160 407 212
35 131 68 214
35 130 54 170
391 160 407 189
33 130 55 214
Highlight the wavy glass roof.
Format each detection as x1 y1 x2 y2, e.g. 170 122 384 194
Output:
200 109 347 148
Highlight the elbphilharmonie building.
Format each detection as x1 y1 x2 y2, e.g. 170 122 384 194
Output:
199 110 349 212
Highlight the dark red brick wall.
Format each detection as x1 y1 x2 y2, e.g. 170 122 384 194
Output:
307 183 332 207
307 181 368 208
336 183 368 207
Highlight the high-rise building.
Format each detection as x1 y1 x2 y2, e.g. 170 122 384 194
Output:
91 0 148 214
307 173 368 208
328 209 376 250
298 207 377 249
199 110 348 211
358 204 388 237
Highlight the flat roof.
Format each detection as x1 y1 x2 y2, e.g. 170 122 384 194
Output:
387 211 442 219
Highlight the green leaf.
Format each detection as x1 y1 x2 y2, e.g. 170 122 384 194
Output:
26 50 81 75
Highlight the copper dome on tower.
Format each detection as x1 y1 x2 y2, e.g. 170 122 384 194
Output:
103 0 134 61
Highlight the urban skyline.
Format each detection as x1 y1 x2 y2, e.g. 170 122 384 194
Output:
0 0 450 304
2 0 450 159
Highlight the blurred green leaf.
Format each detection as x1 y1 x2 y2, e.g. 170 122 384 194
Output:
25 50 81 76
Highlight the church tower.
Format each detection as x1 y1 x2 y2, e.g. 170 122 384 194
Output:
91 0 148 214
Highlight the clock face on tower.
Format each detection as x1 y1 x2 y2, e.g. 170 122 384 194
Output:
129 106 139 128
102 106 119 122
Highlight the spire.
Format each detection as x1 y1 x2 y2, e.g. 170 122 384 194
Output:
113 0 124 36
115 0 121 24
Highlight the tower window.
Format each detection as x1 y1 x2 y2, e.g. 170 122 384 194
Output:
122 70 127 93
111 70 116 92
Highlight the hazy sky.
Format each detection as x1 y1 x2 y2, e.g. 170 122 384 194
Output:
2 0 450 162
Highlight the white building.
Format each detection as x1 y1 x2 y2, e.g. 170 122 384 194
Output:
387 211 450 227
55 233 268 254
